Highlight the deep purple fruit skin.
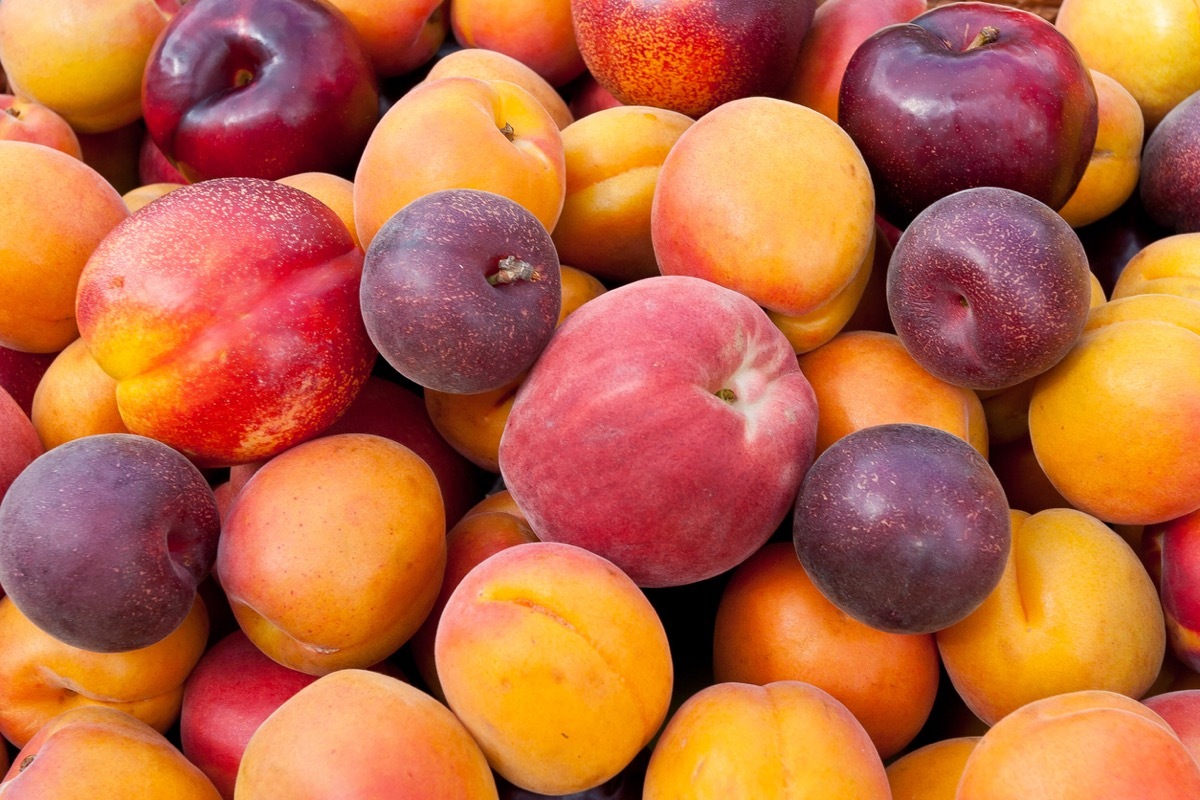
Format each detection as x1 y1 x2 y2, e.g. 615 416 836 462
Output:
142 0 380 182
838 1 1098 227
360 189 562 394
0 433 221 653
887 186 1093 391
1140 90 1200 234
792 423 1011 635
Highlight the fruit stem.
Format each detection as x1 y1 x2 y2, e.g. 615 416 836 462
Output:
488 256 541 285
715 388 737 403
3 107 19 119
499 122 515 142
966 26 1000 51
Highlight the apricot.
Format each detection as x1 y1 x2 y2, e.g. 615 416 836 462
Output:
435 542 672 795
0 141 128 353
425 48 574 130
324 0 446 77
642 681 891 799
885 736 979 800
0 95 82 159
1112 233 1200 301
451 0 584 87
937 509 1165 725
121 183 184 213
30 337 128 450
275 172 359 248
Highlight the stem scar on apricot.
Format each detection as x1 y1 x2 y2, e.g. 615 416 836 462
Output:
18 754 34 771
499 122 515 142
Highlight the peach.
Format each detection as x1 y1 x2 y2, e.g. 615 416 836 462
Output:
121 183 184 214
0 141 128 353
652 96 875 319
712 543 940 758
642 681 891 799
936 508 1165 726
276 172 360 249
435 542 672 794
424 264 607 472
0 596 208 748
0 387 41 505
0 96 81 159
1029 293 1200 524
236 669 497 799
783 0 928 122
1112 232 1200 301
324 0 446 77
956 690 1200 799
0 0 179 133
0 706 220 798
1056 70 1145 228
217 433 445 675
29 338 128 450
1143 690 1200 763
451 0 584 87
885 736 979 800
796 329 988 458
1056 0 1200 130
354 76 566 249
551 105 691 284
425 48 574 130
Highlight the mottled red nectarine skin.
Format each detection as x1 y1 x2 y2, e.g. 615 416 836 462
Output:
1154 509 1200 671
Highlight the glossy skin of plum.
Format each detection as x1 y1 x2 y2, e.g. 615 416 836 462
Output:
0 433 220 652
360 188 562 394
792 423 1011 634
142 0 379 182
839 1 1098 226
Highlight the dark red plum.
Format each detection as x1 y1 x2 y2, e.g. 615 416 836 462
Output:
792 423 1011 635
0 433 221 652
360 189 562 394
838 1 1098 227
887 186 1093 391
1141 89 1200 234
0 345 54 417
142 0 379 182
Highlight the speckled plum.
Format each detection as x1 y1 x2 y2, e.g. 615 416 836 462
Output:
1141 89 1200 234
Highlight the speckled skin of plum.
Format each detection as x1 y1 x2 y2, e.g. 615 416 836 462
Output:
76 178 376 468
792 423 1011 635
887 186 1093 391
1141 90 1200 234
142 0 379 182
838 2 1098 227
360 189 562 394
0 433 221 653
572 0 816 118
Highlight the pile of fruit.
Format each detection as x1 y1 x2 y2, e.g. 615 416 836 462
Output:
2 0 1200 797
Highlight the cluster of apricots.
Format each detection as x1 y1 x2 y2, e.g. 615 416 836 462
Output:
3 0 1200 798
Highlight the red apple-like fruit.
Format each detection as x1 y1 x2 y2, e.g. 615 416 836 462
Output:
142 0 380 182
0 386 41 505
1140 89 1200 234
0 346 55 418
0 433 220 652
499 275 819 587
792 423 1011 634
571 0 817 118
1150 508 1200 671
887 186 1094 391
360 189 562 394
838 1 1098 226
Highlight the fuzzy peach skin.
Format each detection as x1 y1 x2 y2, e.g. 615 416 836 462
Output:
276 172 359 248
1057 70 1145 228
324 0 446 77
782 0 927 122
642 681 890 799
551 105 691 284
354 76 566 248
956 690 1200 799
435 542 672 795
885 736 979 800
0 706 220 799
0 596 208 748
217 434 445 676
1112 233 1200 301
451 0 584 87
424 265 606 472
29 338 128 450
652 96 875 319
425 49 574 130
0 0 179 133
797 330 988 459
712 543 940 759
0 96 82 159
236 670 496 799
936 508 1165 726
1056 0 1200 130
1030 293 1200 525
0 141 128 353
